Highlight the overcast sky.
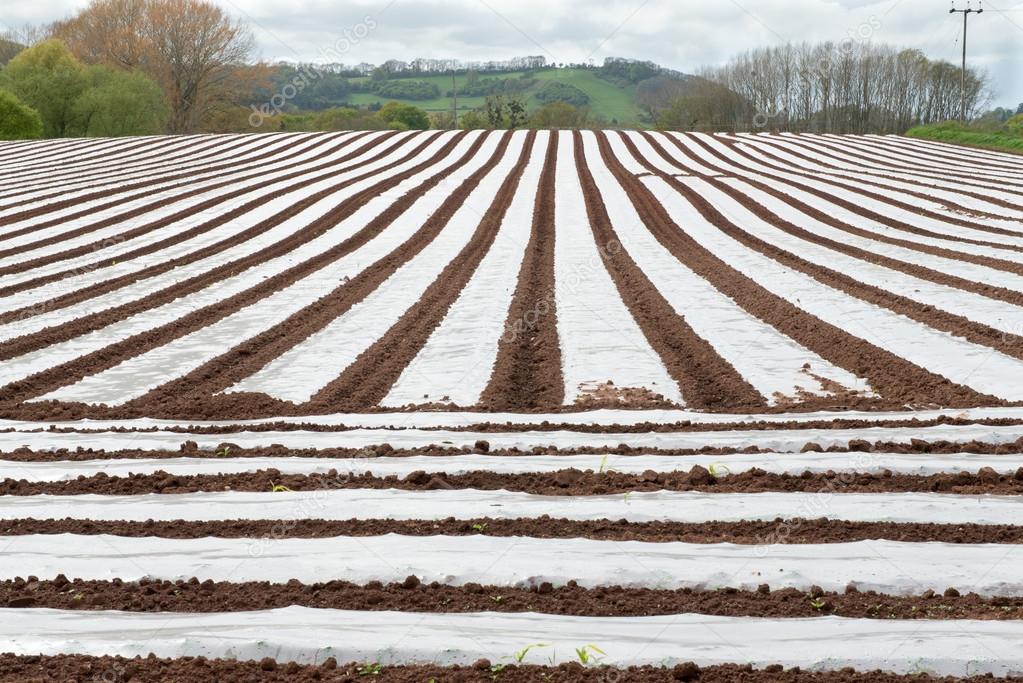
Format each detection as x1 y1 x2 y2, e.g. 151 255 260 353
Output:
5 0 1022 107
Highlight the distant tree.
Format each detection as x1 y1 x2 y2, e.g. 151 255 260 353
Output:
377 101 429 130
528 101 588 128
1017 102 1023 116
458 109 490 130
53 0 255 132
483 95 526 129
1006 114 1023 136
0 89 44 139
1 39 88 137
73 66 168 135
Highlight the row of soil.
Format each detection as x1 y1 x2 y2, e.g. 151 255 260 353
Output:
0 131 378 280
135 132 516 418
743 134 1023 212
0 133 314 212
479 132 564 410
6 435 1023 460
647 132 1023 278
311 132 538 410
0 134 434 336
0 133 481 420
3 577 1020 620
818 132 1023 173
0 134 221 196
4 466 1021 496
5 516 1021 543
0 655 1004 683
677 133 1023 253
572 132 763 412
709 133 1023 236
598 132 991 410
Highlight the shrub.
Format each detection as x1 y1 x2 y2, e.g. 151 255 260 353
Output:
0 89 43 139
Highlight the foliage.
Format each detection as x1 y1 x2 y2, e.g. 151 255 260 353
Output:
373 79 439 100
53 0 255 133
905 121 1023 154
73 66 169 136
481 95 527 129
459 109 491 130
528 101 588 128
0 38 25 66
378 101 430 130
1 39 88 137
535 81 590 107
0 89 43 139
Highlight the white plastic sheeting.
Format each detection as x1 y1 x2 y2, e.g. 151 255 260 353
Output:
3 607 1023 675
4 422 1023 453
552 132 682 405
227 132 528 403
382 132 548 407
1 404 1018 431
2 489 1019 525
3 451 1020 482
3 535 1021 596
581 131 869 403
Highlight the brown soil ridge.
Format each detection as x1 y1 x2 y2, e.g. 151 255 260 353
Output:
0 131 383 278
0 655 1009 683
572 131 764 412
0 133 481 418
6 465 1022 496
631 139 1023 367
479 132 565 410
743 134 1023 209
4 578 1021 620
4 516 1023 544
0 133 303 211
7 434 1023 461
702 133 1023 237
602 131 984 409
131 132 514 419
311 131 538 410
0 134 437 335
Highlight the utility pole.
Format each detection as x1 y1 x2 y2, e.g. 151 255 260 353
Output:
950 1 983 123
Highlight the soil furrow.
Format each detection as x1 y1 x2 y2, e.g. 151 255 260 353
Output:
602 132 985 409
631 138 1023 368
4 466 1019 496
0 135 440 333
0 132 383 275
648 132 1023 260
126 132 514 419
3 578 1021 620
0 133 478 418
573 131 764 411
479 132 564 410
0 655 1009 683
2 516 1021 544
0 133 294 209
705 134 1023 237
311 131 538 410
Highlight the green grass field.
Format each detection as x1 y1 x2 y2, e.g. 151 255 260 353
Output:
345 68 647 126
905 124 1023 155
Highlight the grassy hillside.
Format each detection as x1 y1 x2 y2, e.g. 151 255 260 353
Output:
905 122 1023 155
345 67 646 126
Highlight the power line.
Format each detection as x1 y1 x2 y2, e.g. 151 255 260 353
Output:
949 0 984 122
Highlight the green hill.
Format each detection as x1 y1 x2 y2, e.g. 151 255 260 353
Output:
279 65 655 127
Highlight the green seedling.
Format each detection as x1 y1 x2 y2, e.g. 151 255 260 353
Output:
269 481 292 493
471 522 488 533
597 455 618 474
574 644 606 665
357 662 382 676
511 643 549 663
215 446 231 457
490 595 504 604
708 462 731 477
809 598 827 611
622 491 632 503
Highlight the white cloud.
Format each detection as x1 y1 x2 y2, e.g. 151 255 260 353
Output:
7 0 1022 106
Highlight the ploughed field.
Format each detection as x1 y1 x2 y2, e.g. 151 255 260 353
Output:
1 130 1023 681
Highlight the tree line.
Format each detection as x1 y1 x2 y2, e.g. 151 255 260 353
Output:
654 42 992 134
